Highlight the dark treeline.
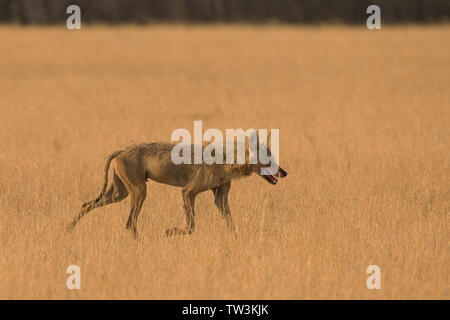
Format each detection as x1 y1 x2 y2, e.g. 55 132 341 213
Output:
0 0 448 24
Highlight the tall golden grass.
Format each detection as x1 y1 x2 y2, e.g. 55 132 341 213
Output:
0 25 448 299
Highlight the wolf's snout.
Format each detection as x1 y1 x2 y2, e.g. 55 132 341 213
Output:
278 167 287 178
255 164 287 185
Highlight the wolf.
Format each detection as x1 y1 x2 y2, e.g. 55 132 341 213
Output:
67 135 287 239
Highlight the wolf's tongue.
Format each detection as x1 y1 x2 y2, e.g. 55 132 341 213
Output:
268 175 278 184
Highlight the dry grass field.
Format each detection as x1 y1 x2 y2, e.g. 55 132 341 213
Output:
0 25 448 299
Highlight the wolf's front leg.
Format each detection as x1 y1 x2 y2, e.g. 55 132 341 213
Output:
212 182 237 236
166 189 197 236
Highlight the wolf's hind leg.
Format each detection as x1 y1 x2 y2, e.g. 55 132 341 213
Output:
212 182 236 233
125 184 147 239
67 173 128 232
111 158 148 240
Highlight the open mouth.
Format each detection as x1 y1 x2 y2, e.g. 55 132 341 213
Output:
256 166 287 185
254 164 287 185
263 174 278 185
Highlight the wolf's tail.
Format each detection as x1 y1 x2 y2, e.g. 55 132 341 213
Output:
82 150 123 208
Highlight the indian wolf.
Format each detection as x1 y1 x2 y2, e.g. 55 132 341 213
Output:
67 134 287 239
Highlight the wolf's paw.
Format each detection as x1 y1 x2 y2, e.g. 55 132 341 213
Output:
135 235 151 247
66 222 76 233
166 227 192 237
166 227 180 237
228 227 238 239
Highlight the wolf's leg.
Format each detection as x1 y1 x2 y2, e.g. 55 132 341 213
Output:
166 187 197 236
125 184 147 239
112 159 147 240
67 173 128 232
212 182 236 232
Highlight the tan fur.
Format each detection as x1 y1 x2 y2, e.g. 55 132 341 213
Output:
67 142 286 239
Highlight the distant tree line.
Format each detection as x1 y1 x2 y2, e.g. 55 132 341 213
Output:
0 0 448 24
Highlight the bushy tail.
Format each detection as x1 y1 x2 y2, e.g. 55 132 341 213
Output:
82 150 123 208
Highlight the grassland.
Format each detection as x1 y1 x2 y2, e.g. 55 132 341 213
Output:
0 25 448 299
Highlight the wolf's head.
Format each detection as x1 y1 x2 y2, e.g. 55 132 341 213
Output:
247 131 287 185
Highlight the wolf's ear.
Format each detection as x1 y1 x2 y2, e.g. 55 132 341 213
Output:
246 131 258 154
